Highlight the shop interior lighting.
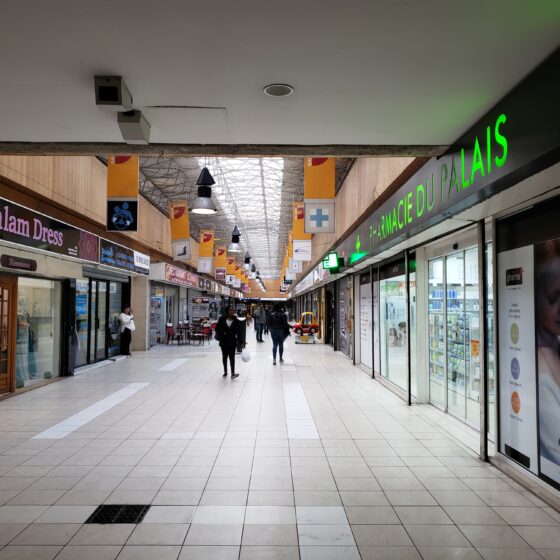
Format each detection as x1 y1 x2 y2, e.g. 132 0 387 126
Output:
191 167 217 215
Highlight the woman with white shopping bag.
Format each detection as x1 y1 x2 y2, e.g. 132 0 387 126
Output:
119 306 135 356
215 306 246 379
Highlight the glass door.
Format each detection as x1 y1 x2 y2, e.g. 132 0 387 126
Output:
75 279 89 368
428 258 445 407
429 247 481 426
0 275 16 394
380 271 408 391
88 280 97 364
465 248 481 425
96 281 107 361
446 252 466 419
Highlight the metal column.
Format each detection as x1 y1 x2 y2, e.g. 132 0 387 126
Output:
478 221 489 461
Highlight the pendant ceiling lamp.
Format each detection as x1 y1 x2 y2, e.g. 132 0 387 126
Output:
228 225 242 253
250 263 257 278
191 167 217 215
244 251 251 270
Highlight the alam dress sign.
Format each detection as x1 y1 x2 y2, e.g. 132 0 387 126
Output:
337 49 560 267
0 197 99 262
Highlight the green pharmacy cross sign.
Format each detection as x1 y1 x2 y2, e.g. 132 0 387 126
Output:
322 252 339 270
322 251 345 273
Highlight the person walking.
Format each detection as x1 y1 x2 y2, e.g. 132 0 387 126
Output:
119 306 135 356
254 305 266 343
268 304 290 365
215 306 246 379
264 305 271 336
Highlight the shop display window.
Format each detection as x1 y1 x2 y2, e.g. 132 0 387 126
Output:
379 273 408 391
428 247 481 427
75 278 89 368
108 282 122 357
16 277 61 387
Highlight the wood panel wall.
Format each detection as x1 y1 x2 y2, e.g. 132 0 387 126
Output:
302 157 415 277
0 155 200 268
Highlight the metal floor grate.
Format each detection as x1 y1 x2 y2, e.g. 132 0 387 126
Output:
85 504 151 524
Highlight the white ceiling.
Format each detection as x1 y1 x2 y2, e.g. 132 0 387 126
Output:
0 1 558 146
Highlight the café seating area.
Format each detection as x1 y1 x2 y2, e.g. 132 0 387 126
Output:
166 320 215 346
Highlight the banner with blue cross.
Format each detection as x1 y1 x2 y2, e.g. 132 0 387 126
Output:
304 200 335 233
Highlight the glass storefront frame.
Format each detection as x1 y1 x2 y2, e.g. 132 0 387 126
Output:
0 272 64 395
74 277 126 368
427 246 483 428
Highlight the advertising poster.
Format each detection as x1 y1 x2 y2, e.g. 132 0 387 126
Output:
535 240 560 486
498 246 538 474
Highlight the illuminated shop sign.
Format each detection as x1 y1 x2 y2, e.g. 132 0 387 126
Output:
337 49 560 267
0 197 99 262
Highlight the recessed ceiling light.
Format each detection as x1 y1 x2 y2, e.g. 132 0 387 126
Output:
263 84 294 97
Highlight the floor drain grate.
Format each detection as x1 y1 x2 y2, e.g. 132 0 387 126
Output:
85 504 150 524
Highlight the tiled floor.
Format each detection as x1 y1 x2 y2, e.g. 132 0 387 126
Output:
0 334 557 560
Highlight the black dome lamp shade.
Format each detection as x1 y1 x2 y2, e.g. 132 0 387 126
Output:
191 167 217 215
228 226 242 253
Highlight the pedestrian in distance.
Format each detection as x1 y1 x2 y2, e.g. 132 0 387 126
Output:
264 305 271 336
215 305 246 379
268 303 290 365
119 306 135 356
254 304 266 342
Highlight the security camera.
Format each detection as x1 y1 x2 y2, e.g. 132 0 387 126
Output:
95 76 133 111
118 110 151 145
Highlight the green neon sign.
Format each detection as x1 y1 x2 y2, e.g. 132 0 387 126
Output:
322 251 339 270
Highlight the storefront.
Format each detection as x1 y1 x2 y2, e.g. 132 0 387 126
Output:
291 49 560 499
149 262 238 347
0 196 150 393
74 239 150 367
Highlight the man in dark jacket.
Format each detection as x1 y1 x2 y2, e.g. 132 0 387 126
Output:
215 306 246 379
268 304 290 365
254 305 266 342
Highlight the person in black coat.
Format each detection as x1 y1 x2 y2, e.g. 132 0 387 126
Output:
215 306 246 379
267 303 290 365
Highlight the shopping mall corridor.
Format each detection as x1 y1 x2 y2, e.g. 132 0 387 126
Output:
0 335 558 560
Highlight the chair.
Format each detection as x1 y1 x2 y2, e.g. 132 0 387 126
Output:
166 325 174 344
202 326 211 345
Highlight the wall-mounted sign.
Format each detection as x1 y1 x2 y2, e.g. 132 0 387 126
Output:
293 239 312 261
164 263 199 288
107 156 139 232
0 198 99 262
100 239 149 275
134 251 150 272
334 50 560 267
0 254 37 271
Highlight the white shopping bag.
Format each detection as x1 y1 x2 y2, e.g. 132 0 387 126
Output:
241 348 251 363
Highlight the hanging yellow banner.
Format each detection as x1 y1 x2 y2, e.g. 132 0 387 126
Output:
215 246 227 268
107 156 139 198
169 201 190 241
304 157 335 199
293 201 312 240
107 155 139 232
288 231 294 257
198 230 215 258
169 200 191 261
226 257 235 275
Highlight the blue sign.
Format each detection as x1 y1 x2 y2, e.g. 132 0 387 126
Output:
107 200 138 232
75 294 88 316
